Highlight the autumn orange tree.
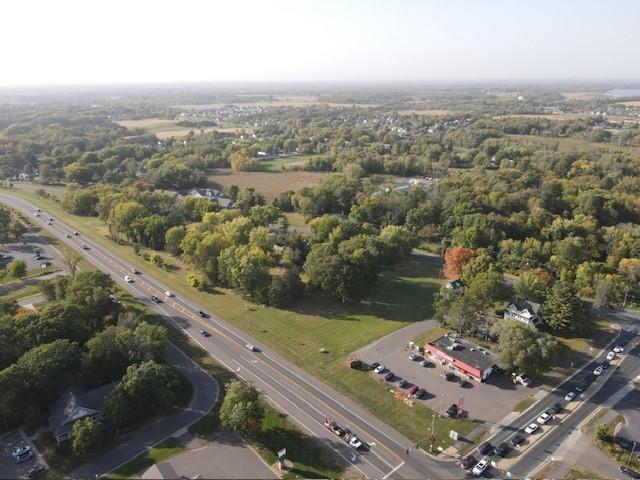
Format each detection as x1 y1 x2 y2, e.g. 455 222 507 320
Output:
443 246 475 280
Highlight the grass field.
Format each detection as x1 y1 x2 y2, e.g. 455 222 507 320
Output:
513 396 535 413
507 134 640 157
105 438 185 479
209 168 328 200
259 154 319 172
1 187 474 450
116 118 247 140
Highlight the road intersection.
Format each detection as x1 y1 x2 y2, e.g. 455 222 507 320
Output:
3 190 639 479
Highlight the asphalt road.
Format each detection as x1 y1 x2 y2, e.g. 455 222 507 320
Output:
3 191 639 479
72 342 219 478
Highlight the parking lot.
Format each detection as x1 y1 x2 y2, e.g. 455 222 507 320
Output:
0 430 46 480
0 229 61 273
355 332 541 426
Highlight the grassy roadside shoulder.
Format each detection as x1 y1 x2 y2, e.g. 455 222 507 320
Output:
145 312 346 479
594 415 639 472
1 187 474 451
105 438 184 480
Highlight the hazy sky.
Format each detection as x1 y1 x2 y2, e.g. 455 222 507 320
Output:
3 0 639 86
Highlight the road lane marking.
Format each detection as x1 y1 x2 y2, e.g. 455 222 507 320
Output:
382 461 405 479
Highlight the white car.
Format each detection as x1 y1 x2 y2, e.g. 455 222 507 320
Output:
246 343 257 351
613 345 624 353
606 351 616 361
472 458 489 476
73 231 79 236
349 436 363 449
565 391 576 401
524 422 539 434
33 211 40 217
536 411 552 425
374 364 385 374
593 366 604 376
124 275 133 283
164 290 173 297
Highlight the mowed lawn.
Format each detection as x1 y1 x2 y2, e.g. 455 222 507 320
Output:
2 187 475 448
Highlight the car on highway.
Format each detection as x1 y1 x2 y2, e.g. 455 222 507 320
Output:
536 411 552 424
614 345 624 353
73 231 79 235
495 441 510 457
607 351 616 361
124 275 133 282
33 211 40 217
602 361 610 369
131 267 140 274
246 343 258 351
81 244 89 250
384 372 394 381
472 457 489 476
151 295 161 303
374 364 385 374
198 310 208 317
565 391 576 401
164 290 173 297
524 422 539 434
349 435 363 449
46 220 53 225
575 382 588 393
331 424 346 437
551 402 563 414
509 434 525 447
200 330 211 337
594 366 604 376
478 441 494 455
65 233 71 238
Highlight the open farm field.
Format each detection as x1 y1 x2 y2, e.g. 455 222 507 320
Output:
209 168 329 199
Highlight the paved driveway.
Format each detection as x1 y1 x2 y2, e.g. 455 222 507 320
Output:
71 342 218 478
141 432 277 479
354 323 539 426
0 430 47 480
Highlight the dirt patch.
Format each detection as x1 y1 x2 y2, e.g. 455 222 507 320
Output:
208 168 329 200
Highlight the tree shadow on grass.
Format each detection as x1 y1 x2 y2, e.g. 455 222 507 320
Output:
255 426 343 478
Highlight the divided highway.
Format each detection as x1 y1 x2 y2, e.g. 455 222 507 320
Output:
4 190 639 479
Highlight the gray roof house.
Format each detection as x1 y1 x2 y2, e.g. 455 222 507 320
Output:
504 300 542 327
187 188 234 208
48 384 114 444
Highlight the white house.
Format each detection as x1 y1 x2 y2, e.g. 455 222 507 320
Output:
504 300 542 327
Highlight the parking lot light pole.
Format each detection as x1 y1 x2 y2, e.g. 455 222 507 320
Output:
625 441 637 470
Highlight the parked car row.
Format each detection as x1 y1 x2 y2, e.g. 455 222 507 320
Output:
370 362 428 399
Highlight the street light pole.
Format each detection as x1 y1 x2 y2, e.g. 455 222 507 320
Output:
625 441 636 470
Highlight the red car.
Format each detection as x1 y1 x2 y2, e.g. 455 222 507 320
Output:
408 385 419 396
384 372 394 381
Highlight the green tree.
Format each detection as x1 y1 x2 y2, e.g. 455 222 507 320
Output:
219 380 264 437
103 361 181 428
165 226 187 256
491 320 563 376
543 282 589 333
71 417 106 456
514 271 548 303
8 259 27 279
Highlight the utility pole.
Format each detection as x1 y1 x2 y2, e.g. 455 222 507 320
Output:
625 441 636 470
623 285 630 308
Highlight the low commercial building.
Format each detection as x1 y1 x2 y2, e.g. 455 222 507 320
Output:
424 334 497 382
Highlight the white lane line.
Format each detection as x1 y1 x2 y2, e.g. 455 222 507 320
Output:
1 196 394 478
382 461 405 479
236 356 392 473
